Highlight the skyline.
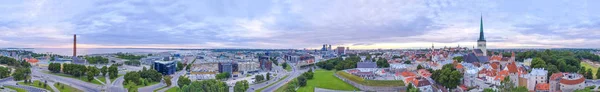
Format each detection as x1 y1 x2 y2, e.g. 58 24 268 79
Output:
1 0 600 49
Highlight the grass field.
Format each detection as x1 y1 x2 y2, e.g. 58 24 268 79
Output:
166 87 179 92
98 77 106 84
296 70 359 92
153 86 168 92
47 72 104 85
255 75 289 92
581 62 599 79
5 86 27 92
285 66 292 72
337 71 404 87
53 83 83 92
274 70 359 92
17 80 54 92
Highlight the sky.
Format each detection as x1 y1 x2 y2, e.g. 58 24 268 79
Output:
0 0 599 49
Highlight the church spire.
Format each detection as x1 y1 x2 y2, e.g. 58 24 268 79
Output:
478 15 485 41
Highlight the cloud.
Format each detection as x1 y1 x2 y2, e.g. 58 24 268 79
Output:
0 0 599 49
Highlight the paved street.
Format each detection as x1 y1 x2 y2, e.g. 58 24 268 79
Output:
31 66 103 92
254 64 309 92
109 76 126 92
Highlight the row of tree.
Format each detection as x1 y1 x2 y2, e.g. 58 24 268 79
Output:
526 50 584 76
178 79 228 92
124 60 141 66
316 55 360 70
0 56 31 68
123 67 163 86
376 57 390 68
116 53 146 60
85 56 109 64
216 72 231 80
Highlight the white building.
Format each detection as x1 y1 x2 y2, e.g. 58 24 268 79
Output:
525 68 548 91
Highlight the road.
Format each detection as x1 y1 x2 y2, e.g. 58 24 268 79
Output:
0 77 47 92
254 63 309 92
31 66 103 92
108 76 126 92
143 63 188 92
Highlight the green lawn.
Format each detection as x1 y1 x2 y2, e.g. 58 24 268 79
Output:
124 81 159 92
17 80 54 92
98 77 106 84
153 86 168 92
47 72 104 85
285 66 292 72
255 75 289 92
274 81 291 92
296 70 359 92
53 83 83 92
581 62 598 79
337 71 404 87
166 87 179 92
5 86 27 92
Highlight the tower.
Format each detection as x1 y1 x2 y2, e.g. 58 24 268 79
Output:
73 34 77 57
477 15 487 56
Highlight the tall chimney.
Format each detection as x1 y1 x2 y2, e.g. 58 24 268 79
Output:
73 34 76 57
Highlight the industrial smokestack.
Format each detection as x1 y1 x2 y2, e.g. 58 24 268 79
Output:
73 34 76 57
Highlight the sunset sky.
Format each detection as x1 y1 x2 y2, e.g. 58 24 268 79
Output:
0 0 599 49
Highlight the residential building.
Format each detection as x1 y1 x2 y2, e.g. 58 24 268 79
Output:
525 68 548 91
259 56 272 71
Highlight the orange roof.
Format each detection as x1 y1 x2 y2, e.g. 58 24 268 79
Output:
417 69 432 77
489 55 502 61
405 77 416 84
498 70 509 76
536 83 550 91
26 58 39 63
550 72 564 80
507 62 518 73
560 75 585 85
490 63 499 70
455 64 464 69
401 71 417 77
494 75 506 81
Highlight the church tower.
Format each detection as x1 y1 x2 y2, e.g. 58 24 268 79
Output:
477 15 487 56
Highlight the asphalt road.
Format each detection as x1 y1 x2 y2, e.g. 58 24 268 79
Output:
31 66 103 92
256 64 309 92
109 76 126 92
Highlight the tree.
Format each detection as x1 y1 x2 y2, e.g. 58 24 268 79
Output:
282 63 288 69
0 66 10 78
48 63 61 73
177 76 191 88
216 72 231 80
596 67 600 79
234 80 249 92
266 73 271 80
164 76 172 86
297 76 307 87
417 65 424 70
586 69 594 79
500 76 515 91
531 58 546 68
376 57 390 68
431 64 462 89
178 79 228 92
255 75 264 82
483 88 495 92
12 68 31 81
453 56 463 62
579 67 587 75
109 64 119 79
302 71 314 79
176 62 183 71
404 60 411 64
101 66 108 76
406 83 414 91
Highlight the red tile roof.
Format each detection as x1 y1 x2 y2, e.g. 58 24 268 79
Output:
455 64 464 69
490 63 499 70
536 83 550 91
507 62 518 73
559 75 585 85
401 71 417 77
550 72 564 80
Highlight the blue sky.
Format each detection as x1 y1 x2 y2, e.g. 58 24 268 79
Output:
0 0 599 49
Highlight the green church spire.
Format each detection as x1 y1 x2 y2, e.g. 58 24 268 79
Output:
478 15 485 41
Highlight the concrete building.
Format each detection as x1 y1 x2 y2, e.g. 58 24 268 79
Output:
337 46 345 55
238 61 260 74
259 56 272 71
154 60 176 75
524 68 548 91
